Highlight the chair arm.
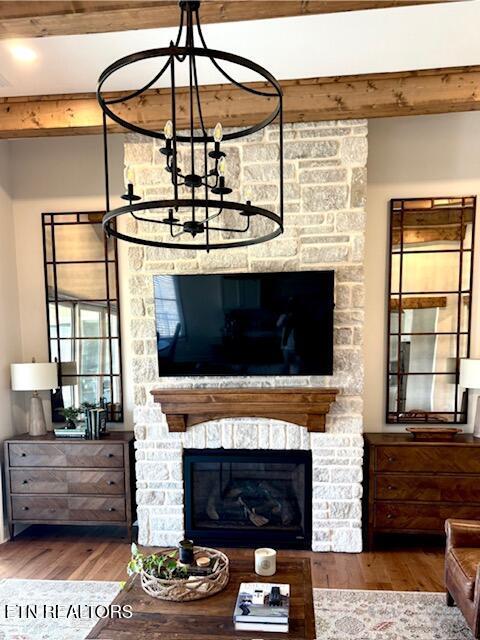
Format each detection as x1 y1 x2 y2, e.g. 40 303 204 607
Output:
446 519 480 551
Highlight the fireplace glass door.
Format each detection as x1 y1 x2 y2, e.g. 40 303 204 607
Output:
183 449 312 549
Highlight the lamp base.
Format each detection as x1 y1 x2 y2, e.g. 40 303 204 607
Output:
473 396 480 439
29 393 47 436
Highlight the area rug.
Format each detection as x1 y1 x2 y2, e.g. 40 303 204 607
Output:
0 579 120 640
0 579 474 639
314 588 473 639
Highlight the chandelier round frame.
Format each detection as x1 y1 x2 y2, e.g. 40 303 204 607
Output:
97 0 284 252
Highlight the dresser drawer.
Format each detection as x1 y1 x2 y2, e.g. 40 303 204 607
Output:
9 443 124 468
375 502 480 531
68 497 126 522
375 445 480 473
11 496 126 522
10 469 125 495
12 496 68 520
375 474 480 502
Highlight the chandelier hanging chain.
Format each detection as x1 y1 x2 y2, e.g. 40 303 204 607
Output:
98 0 284 251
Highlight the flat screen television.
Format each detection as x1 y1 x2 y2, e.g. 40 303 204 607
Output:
153 270 334 376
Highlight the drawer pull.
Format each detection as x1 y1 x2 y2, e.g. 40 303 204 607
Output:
387 457 395 463
108 507 116 512
108 481 115 485
21 453 26 458
49 509 56 513
386 513 393 519
22 506 29 511
387 485 395 491
107 453 114 458
22 480 28 485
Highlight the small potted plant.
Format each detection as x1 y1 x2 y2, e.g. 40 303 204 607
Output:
58 406 81 429
128 543 185 580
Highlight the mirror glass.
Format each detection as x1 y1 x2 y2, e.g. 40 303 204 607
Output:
387 197 475 424
43 212 123 423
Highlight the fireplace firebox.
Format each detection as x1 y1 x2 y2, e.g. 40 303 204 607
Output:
183 449 312 549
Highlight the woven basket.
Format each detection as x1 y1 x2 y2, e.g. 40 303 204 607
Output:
140 546 229 602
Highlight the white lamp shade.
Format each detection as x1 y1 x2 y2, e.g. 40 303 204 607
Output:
11 362 58 391
459 359 480 390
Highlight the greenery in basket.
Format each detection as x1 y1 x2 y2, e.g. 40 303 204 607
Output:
127 543 188 580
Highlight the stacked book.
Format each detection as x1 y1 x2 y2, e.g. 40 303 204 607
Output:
233 582 290 633
53 427 87 438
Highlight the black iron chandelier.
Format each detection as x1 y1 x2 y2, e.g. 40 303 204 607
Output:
97 0 284 252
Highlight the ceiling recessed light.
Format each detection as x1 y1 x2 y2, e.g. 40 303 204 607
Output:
9 44 37 63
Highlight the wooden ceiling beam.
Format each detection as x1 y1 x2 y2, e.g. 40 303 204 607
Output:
0 1 458 39
1 65 479 139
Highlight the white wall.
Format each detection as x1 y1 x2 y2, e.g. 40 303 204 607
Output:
0 141 22 541
366 112 480 432
10 135 126 429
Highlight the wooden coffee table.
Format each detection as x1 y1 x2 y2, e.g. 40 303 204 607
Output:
87 556 315 639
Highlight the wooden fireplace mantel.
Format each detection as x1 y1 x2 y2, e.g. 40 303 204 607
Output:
151 387 339 433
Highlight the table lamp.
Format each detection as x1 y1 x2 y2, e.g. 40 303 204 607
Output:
460 358 480 438
11 360 58 436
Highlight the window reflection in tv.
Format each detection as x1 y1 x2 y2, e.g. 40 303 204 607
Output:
153 271 334 376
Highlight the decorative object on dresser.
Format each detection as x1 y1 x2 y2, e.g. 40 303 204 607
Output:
58 405 82 429
84 407 107 439
363 433 480 549
3 432 135 540
87 556 315 640
387 196 476 424
405 427 463 441
10 360 59 436
445 518 480 639
460 358 480 438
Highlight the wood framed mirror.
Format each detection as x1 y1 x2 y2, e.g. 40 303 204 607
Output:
387 196 476 424
42 211 123 423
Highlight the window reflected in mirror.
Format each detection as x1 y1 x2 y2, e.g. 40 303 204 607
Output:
387 197 475 424
42 212 123 423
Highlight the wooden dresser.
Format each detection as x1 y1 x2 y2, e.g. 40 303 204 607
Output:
4 432 135 540
364 433 480 549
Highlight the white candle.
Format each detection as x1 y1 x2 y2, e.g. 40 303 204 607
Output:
255 547 277 576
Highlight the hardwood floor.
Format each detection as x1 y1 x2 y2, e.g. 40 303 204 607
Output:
0 526 446 592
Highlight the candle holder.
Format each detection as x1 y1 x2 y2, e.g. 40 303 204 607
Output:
255 547 277 577
179 538 194 565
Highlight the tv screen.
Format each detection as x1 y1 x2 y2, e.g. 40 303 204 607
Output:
153 270 334 376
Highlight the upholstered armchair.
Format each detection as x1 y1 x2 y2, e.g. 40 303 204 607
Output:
445 519 480 639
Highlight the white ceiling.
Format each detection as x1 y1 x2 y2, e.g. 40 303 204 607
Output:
0 1 479 97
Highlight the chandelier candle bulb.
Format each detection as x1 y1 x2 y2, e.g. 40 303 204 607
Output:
255 548 277 577
164 120 174 139
218 156 226 177
213 122 223 143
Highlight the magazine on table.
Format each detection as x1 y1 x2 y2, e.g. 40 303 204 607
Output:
233 582 290 632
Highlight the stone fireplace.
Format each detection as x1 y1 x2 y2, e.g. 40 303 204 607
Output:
127 119 367 552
